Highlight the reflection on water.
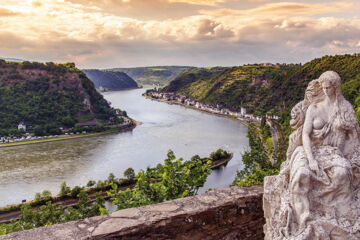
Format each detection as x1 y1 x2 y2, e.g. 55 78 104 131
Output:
0 88 248 206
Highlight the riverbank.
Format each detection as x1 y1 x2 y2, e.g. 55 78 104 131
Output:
0 153 232 224
144 95 251 127
0 120 137 149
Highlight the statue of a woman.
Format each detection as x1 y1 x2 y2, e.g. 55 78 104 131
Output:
263 71 360 239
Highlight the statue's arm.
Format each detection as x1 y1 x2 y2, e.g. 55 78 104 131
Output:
302 106 320 173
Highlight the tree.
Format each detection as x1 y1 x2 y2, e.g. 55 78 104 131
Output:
109 150 212 210
59 181 70 197
123 168 135 180
86 180 96 187
41 190 52 199
33 125 45 136
34 193 41 201
107 173 115 182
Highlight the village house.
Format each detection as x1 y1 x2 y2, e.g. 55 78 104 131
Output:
18 122 26 131
241 107 246 116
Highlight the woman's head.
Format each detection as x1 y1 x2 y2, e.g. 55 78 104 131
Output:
318 71 341 98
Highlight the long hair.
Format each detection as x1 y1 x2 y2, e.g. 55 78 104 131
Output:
285 79 323 161
285 71 359 162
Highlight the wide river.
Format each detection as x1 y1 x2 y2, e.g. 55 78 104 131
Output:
0 88 248 207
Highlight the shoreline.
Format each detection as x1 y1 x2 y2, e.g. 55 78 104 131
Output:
99 86 142 93
0 154 232 223
145 96 250 127
0 122 137 149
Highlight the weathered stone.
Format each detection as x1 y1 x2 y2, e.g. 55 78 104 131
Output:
110 207 141 218
0 185 264 240
264 71 360 239
148 203 179 212
92 218 139 237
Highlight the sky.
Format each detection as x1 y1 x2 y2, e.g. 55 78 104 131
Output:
1 0 360 68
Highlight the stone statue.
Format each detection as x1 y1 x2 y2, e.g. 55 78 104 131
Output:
263 71 360 239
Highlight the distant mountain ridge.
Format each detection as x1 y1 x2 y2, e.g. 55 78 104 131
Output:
0 57 25 62
162 54 360 120
109 66 192 86
82 69 138 90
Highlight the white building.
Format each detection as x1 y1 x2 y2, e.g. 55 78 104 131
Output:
18 122 26 131
241 107 246 116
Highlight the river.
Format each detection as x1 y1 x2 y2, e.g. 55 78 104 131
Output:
0 88 248 207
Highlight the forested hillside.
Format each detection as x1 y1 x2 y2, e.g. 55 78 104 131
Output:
162 54 360 186
0 60 116 135
111 66 191 86
82 69 138 90
163 54 360 120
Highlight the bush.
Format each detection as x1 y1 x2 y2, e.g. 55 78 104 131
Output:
209 149 230 161
86 180 96 188
59 181 70 197
123 168 135 180
41 190 52 199
70 186 82 198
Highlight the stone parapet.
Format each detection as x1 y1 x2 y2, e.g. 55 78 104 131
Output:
0 185 264 240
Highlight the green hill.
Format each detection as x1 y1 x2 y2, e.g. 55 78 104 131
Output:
162 54 360 119
110 66 191 86
82 69 138 90
0 60 117 135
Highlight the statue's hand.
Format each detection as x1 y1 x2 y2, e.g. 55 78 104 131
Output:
308 158 320 175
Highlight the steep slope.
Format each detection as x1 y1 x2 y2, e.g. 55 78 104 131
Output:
111 66 191 86
163 54 360 118
82 69 138 90
0 60 116 134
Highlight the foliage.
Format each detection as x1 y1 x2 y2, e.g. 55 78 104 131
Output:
86 180 96 187
82 70 138 90
0 61 116 136
108 150 212 210
123 168 135 180
0 150 216 236
0 192 106 235
163 54 360 120
59 181 70 197
70 186 83 198
110 66 191 86
232 123 281 186
209 149 231 161
41 190 52 199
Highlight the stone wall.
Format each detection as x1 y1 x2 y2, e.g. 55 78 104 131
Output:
0 185 264 240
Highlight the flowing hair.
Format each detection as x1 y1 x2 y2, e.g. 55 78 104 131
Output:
285 79 324 161
285 71 359 163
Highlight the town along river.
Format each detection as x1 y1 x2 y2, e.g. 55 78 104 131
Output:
0 88 248 207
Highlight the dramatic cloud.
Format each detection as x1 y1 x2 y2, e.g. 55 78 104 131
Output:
0 0 360 68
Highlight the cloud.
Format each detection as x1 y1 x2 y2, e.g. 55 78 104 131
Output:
0 8 19 17
199 1 360 16
1 0 360 67
168 0 224 6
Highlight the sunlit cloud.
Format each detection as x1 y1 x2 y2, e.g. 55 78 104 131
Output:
0 0 359 67
199 1 360 16
0 8 20 17
168 0 224 6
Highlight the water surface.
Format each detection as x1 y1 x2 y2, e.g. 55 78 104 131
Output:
0 88 248 206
